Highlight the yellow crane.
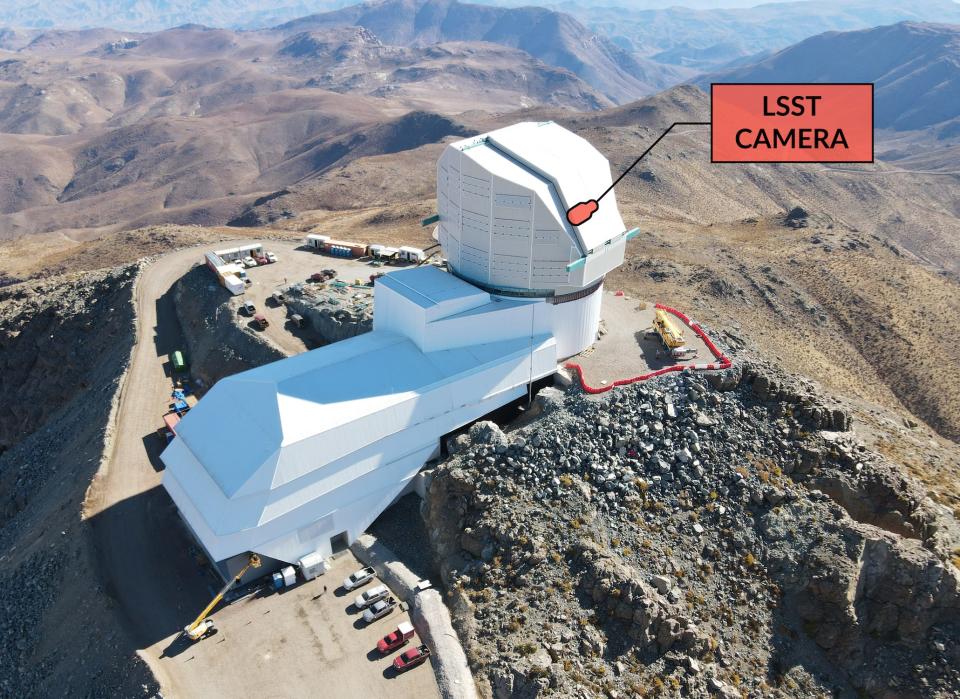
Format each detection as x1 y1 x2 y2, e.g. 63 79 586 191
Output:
183 553 261 641
653 309 697 359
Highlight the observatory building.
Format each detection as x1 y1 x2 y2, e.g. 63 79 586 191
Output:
161 122 635 579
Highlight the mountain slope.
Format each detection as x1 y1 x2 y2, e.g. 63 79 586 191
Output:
0 19 613 239
701 21 960 132
576 0 960 70
274 0 691 102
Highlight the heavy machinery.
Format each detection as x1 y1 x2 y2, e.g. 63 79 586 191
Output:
182 554 261 641
652 308 697 360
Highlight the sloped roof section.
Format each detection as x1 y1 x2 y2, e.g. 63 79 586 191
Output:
175 378 283 497
485 121 625 253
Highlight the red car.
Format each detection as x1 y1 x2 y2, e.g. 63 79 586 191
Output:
393 644 431 672
377 621 415 655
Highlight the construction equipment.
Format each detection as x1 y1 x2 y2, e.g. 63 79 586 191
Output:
652 308 697 360
182 554 261 641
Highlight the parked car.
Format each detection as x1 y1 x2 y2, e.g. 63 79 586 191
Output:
377 622 415 655
266 252 278 263
270 290 286 305
290 313 305 328
253 314 269 330
241 301 256 316
242 256 257 268
362 597 396 623
342 566 375 591
354 584 389 610
393 645 431 672
310 269 336 283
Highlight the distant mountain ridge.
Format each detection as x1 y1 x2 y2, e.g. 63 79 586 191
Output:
0 1 347 32
273 0 691 102
700 21 960 133
567 0 960 70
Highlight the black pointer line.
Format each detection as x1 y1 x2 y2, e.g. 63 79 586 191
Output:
566 121 711 226
597 121 711 202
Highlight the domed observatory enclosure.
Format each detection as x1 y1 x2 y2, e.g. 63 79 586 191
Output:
437 121 635 358
162 122 635 581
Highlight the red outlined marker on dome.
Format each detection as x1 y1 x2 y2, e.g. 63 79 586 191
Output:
565 121 710 227
566 199 599 226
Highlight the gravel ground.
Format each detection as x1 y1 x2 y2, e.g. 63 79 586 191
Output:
423 361 960 699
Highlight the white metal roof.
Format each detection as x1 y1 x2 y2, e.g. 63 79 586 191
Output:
174 327 546 501
173 267 542 501
376 264 486 310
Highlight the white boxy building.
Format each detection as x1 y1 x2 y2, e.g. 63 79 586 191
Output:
161 122 634 579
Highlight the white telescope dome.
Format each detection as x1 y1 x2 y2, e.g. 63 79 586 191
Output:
437 121 631 297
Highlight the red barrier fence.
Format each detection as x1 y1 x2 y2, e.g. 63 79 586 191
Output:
564 303 732 394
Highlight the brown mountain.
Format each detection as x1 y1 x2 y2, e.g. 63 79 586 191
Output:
0 20 610 240
702 21 960 131
273 0 692 102
700 21 960 158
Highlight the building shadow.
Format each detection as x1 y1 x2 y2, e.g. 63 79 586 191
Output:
283 313 322 350
141 431 168 472
153 277 190 360
88 484 218 650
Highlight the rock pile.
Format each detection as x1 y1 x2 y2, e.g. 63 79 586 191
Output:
423 363 960 698
283 281 373 344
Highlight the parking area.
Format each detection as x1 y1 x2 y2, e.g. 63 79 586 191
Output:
223 240 411 355
158 550 439 698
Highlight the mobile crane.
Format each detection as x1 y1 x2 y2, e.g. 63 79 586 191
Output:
652 308 697 360
182 553 261 641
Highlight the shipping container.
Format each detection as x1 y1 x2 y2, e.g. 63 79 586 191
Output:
306 234 329 249
298 552 327 581
223 274 244 295
321 240 365 257
398 246 426 263
169 350 187 373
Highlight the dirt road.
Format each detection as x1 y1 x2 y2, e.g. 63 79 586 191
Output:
84 241 439 698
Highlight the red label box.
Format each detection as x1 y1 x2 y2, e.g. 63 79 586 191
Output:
711 83 873 163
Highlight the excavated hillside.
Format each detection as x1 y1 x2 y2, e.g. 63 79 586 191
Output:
0 265 157 697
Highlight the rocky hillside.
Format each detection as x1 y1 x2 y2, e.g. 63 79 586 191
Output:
0 267 137 456
0 265 157 697
424 363 960 698
173 264 285 387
